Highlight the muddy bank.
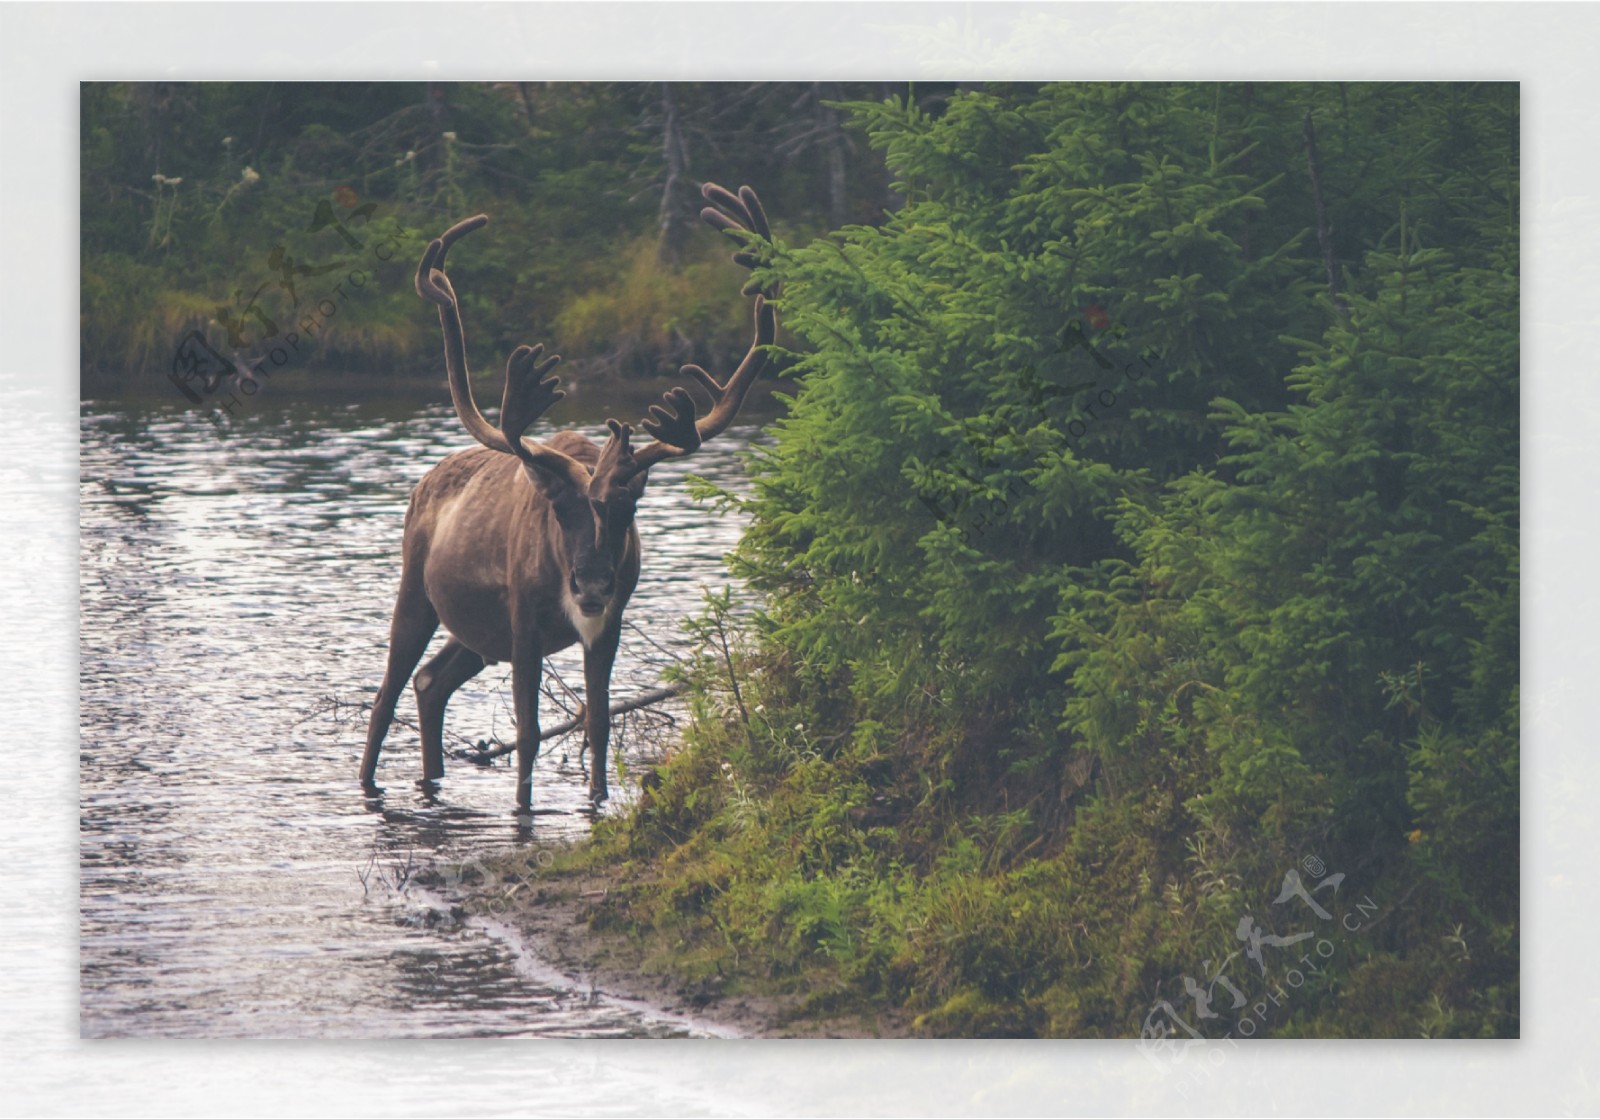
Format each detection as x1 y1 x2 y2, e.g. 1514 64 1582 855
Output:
429 863 913 1040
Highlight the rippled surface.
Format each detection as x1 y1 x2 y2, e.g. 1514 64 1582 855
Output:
79 396 759 1038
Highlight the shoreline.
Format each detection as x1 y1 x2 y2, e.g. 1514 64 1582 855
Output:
430 864 914 1040
80 367 797 428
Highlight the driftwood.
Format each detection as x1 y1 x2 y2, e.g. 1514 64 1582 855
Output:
457 683 685 765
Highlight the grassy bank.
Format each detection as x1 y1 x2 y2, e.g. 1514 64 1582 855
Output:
477 610 1511 1039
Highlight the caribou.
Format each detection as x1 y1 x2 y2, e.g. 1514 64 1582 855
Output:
359 183 776 810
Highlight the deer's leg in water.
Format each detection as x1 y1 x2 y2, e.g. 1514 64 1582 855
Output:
413 637 486 782
582 620 623 803
511 640 544 812
360 573 439 786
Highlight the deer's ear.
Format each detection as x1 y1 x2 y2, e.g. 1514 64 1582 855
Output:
623 468 648 501
517 442 589 496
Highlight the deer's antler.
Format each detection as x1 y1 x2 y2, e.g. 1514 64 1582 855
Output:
500 344 564 452
418 216 588 488
606 183 779 482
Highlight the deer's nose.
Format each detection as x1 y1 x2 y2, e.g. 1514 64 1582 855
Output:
570 571 615 609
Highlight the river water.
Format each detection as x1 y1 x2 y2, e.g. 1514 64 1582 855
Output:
78 392 761 1039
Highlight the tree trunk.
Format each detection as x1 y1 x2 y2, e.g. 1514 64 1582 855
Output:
1303 108 1349 315
813 82 849 228
657 83 693 267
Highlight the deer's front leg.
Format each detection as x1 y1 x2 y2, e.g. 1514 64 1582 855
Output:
511 640 544 812
583 621 623 803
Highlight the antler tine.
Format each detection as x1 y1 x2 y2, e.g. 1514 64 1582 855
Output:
416 214 488 307
685 293 775 435
624 387 702 472
416 238 445 303
701 183 772 271
500 343 564 451
737 185 772 240
440 212 490 251
611 183 778 481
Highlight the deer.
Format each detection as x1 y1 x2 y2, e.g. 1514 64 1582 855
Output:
358 183 776 811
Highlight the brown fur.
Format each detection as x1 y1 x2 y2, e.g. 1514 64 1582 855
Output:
359 184 776 810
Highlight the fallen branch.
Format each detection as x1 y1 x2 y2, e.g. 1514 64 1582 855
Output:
458 684 686 765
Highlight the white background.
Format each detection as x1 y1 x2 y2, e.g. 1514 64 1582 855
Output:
2 2 1593 1115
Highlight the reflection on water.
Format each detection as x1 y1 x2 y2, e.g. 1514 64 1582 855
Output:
79 394 760 1038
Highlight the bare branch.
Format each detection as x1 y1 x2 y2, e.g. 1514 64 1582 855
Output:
459 684 686 763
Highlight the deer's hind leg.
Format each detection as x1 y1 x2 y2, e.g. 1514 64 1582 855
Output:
413 637 486 782
360 570 438 786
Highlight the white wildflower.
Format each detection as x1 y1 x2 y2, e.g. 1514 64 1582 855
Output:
240 166 260 185
404 150 416 162
442 131 457 142
222 135 234 147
